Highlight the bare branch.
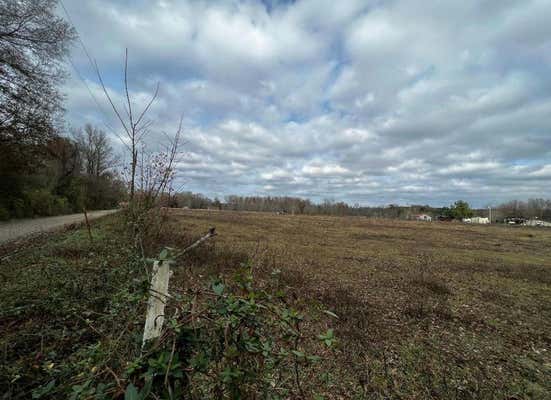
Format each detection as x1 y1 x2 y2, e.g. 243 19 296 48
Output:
93 59 131 138
124 48 134 131
135 82 160 128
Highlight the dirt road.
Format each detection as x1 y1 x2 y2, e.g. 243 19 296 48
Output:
0 210 119 244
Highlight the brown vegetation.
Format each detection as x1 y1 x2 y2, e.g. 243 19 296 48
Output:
1 210 550 398
164 209 551 398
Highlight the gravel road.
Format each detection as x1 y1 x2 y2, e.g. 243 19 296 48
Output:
0 209 119 244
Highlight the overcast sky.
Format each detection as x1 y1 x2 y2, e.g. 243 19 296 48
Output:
60 0 551 207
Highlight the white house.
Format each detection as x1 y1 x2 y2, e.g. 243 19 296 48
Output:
471 217 489 224
415 214 432 221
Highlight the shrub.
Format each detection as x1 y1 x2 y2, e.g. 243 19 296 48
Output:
24 189 71 217
63 177 86 213
25 189 53 216
0 206 9 221
51 196 71 216
12 198 31 219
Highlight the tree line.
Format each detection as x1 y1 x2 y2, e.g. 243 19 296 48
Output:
496 199 551 221
166 193 448 217
166 193 551 222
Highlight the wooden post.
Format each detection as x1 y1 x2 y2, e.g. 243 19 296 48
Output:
142 228 216 346
83 208 93 243
142 260 172 346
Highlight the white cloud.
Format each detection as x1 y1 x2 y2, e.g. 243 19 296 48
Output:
529 165 551 178
61 0 551 206
301 163 350 176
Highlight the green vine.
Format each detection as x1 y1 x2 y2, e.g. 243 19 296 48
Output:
124 260 336 399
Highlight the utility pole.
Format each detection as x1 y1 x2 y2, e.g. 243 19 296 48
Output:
488 206 492 223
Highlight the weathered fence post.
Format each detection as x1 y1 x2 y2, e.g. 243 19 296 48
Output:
142 260 172 346
142 227 217 346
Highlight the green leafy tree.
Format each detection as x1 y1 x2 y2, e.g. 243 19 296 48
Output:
450 200 473 219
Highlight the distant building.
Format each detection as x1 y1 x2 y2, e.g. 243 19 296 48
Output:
470 217 489 224
414 214 432 221
525 219 551 227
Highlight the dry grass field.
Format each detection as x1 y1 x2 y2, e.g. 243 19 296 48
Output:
1 209 550 399
167 209 551 399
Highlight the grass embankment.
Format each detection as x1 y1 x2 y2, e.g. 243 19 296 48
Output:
1 210 550 399
0 217 146 398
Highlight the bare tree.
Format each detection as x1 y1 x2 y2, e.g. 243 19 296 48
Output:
94 49 183 247
94 49 159 202
74 124 113 178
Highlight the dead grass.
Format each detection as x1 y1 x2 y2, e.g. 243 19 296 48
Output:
1 209 550 399
165 209 551 399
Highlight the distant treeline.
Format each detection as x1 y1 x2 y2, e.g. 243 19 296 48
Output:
496 199 551 221
166 193 469 218
166 193 551 221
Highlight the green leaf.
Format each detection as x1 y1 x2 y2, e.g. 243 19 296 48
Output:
45 380 56 391
32 380 56 399
291 350 305 358
212 281 225 295
125 383 139 400
158 248 168 260
139 376 152 398
318 329 336 347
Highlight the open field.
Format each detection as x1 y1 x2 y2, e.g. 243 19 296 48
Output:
1 210 550 399
169 209 551 398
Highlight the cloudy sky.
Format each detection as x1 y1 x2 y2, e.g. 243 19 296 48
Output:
60 0 551 207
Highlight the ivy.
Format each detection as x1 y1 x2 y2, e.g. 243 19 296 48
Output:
125 261 335 398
